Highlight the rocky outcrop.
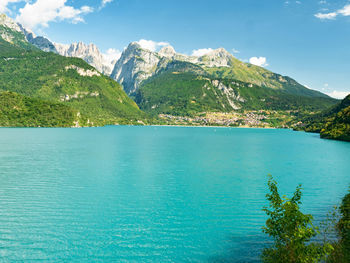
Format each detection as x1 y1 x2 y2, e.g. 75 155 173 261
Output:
0 15 114 75
110 42 164 94
0 14 26 44
0 14 21 32
56 42 114 75
197 48 233 67
211 80 245 110
65 65 101 77
158 45 176 57
110 42 235 95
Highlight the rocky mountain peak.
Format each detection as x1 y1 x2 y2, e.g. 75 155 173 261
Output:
53 42 69 54
111 42 165 94
213 47 231 55
5 19 117 76
158 45 176 57
67 42 95 54
111 43 238 94
201 48 233 58
0 14 21 32
58 42 114 75
198 47 233 67
0 14 60 52
126 42 142 51
0 14 30 46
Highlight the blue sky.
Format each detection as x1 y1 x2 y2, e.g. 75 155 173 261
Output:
2 0 350 98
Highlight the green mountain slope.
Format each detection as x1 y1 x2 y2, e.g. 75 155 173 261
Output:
0 24 147 126
297 95 350 141
113 43 331 101
0 91 78 127
204 56 328 98
135 62 338 116
0 18 35 51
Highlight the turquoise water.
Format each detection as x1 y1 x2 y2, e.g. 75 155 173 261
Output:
0 127 349 262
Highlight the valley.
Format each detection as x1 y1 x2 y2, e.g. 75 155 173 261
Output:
0 13 349 141
0 2 349 262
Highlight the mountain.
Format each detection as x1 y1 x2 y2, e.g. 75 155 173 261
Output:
297 94 350 141
135 61 337 116
0 14 34 49
18 24 58 53
16 22 115 75
0 14 146 127
0 13 338 127
52 42 115 75
110 41 337 118
110 43 234 94
111 42 330 100
111 42 162 94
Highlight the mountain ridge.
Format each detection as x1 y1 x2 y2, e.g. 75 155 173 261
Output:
0 14 147 127
296 94 350 141
0 13 339 128
111 41 331 101
135 63 337 116
2 12 332 102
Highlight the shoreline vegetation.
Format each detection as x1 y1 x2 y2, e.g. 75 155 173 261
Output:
1 93 348 142
262 176 350 263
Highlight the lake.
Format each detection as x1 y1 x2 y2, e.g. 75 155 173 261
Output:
0 126 349 262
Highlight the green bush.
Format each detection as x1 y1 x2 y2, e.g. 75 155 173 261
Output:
262 175 333 263
327 189 350 262
0 91 76 127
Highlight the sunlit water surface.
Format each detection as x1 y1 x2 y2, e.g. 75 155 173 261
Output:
0 126 349 262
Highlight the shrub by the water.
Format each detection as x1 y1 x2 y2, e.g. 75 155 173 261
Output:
327 189 350 263
261 175 333 263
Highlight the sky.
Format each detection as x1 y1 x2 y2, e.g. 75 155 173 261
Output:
1 0 350 99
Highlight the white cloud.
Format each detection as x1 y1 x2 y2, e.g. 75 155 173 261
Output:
232 48 240 54
314 12 337 20
315 4 350 20
15 0 93 30
99 0 113 10
101 0 113 7
249 57 268 67
0 0 24 13
191 48 214 57
326 90 350 99
338 4 350 16
136 39 169 52
285 1 302 6
102 48 121 63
